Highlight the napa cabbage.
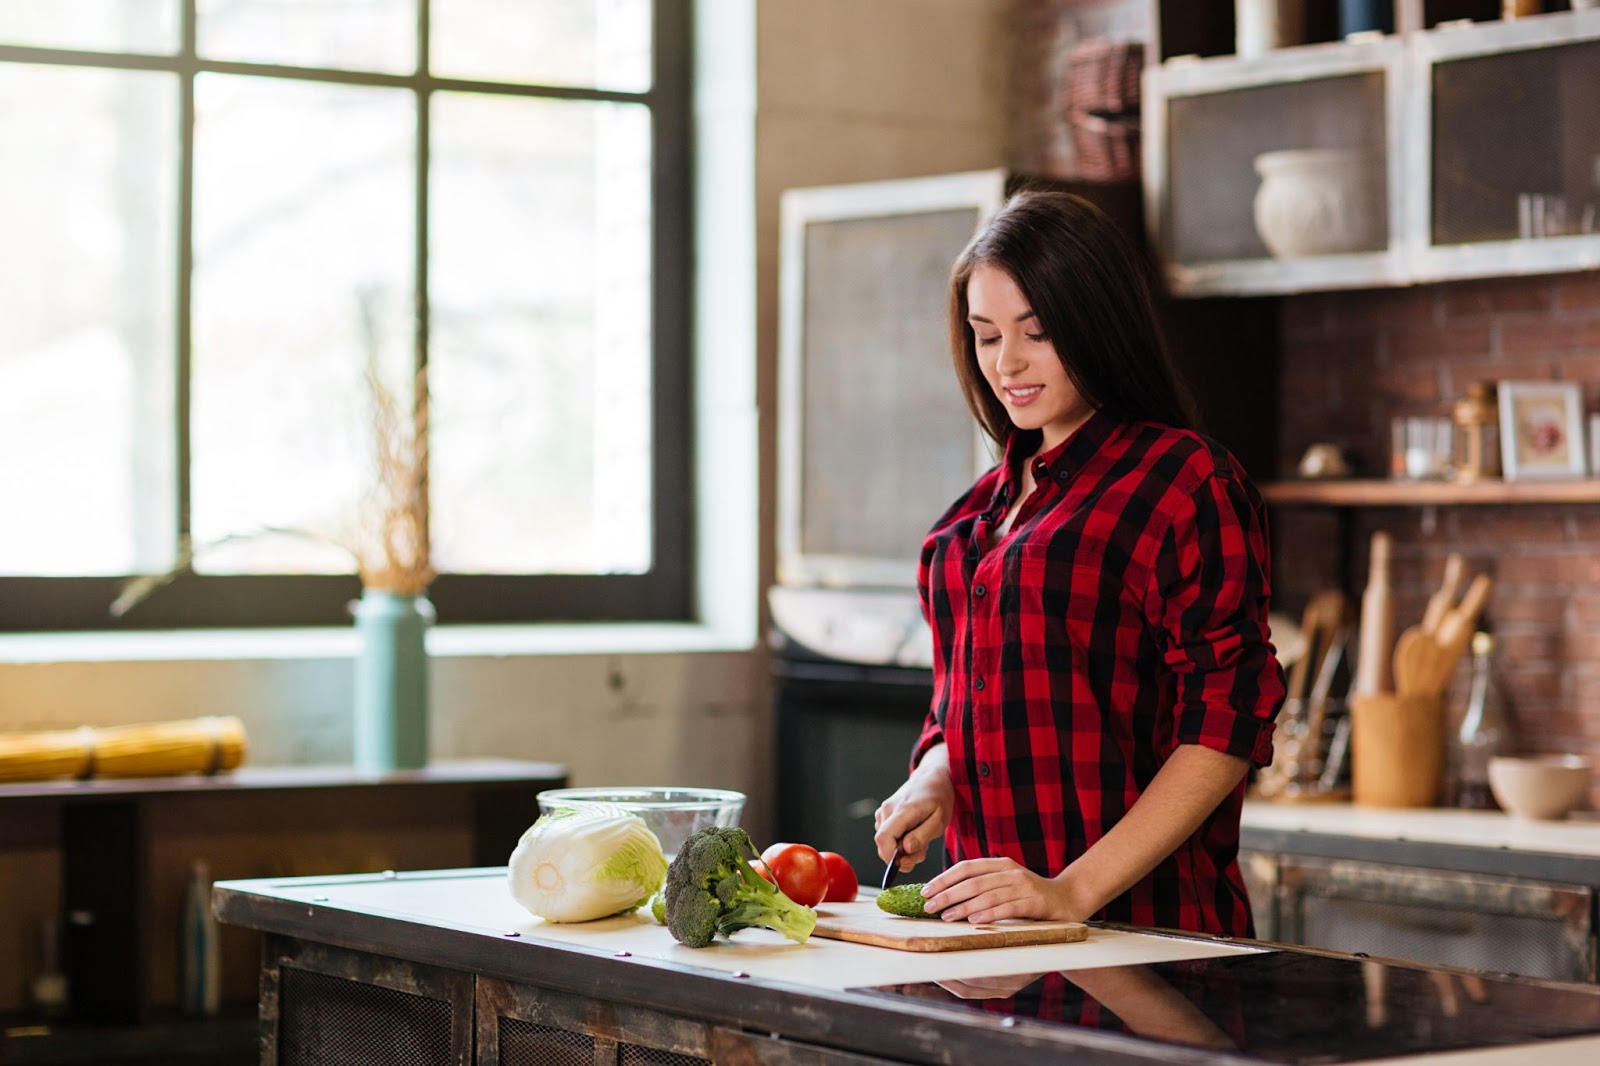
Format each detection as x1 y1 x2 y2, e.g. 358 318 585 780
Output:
507 804 669 923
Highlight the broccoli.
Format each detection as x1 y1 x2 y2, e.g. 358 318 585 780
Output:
877 883 941 918
649 891 666 925
663 826 818 948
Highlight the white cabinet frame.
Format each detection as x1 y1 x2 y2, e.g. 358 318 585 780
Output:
1144 9 1600 297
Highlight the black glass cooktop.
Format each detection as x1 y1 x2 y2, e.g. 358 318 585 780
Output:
853 950 1600 1063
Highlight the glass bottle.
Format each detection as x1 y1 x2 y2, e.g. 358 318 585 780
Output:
1455 632 1514 809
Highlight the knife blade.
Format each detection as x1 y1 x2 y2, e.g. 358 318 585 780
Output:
880 842 905 891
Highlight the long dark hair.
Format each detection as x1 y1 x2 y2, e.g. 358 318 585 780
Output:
948 189 1198 448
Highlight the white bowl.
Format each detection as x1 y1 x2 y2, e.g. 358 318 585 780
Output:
1488 755 1593 821
536 786 746 857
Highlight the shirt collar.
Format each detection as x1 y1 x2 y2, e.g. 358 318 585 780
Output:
1000 409 1123 498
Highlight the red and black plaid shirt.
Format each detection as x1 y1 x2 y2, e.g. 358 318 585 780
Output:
914 410 1284 936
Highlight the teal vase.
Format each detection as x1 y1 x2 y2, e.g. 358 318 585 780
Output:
353 591 433 772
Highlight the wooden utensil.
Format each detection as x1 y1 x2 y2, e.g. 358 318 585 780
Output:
1434 573 1493 657
1425 572 1493 689
811 900 1088 952
1258 588 1349 800
1393 626 1449 697
1420 553 1465 635
1353 531 1395 697
1282 597 1324 707
1302 589 1351 689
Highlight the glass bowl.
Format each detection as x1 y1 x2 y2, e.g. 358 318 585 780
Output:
535 786 746 858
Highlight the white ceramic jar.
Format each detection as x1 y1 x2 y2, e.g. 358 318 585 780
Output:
1252 148 1382 258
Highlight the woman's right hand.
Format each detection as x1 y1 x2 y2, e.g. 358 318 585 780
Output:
873 743 954 874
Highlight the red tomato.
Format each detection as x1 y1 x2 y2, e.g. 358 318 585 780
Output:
758 842 828 907
818 851 857 903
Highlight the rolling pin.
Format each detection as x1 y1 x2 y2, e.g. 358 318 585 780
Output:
1353 530 1395 696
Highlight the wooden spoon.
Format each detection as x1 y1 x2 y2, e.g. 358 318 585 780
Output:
1394 626 1449 698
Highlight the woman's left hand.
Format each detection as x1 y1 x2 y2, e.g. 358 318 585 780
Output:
921 857 1084 924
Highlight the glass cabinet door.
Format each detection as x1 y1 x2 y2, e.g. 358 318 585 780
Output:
1410 13 1600 279
1147 40 1407 295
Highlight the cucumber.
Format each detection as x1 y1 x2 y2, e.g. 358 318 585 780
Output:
876 883 941 918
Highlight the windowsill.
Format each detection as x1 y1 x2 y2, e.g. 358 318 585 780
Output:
0 621 756 665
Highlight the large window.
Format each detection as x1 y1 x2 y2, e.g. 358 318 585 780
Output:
0 0 692 630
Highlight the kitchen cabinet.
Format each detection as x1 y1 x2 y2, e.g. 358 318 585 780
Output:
0 759 566 1066
1241 802 1600 983
1144 3 1600 296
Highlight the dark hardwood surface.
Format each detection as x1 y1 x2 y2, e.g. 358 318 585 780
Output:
0 757 568 800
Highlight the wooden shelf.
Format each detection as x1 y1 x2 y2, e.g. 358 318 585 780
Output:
1261 478 1600 506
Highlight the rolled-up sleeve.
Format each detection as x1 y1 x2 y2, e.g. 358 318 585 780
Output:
1146 472 1285 767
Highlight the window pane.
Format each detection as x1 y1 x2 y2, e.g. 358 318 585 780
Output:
191 74 415 575
0 65 178 576
430 93 651 574
0 1 179 53
196 0 416 75
432 0 651 93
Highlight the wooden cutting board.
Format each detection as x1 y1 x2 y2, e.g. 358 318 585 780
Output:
810 900 1088 952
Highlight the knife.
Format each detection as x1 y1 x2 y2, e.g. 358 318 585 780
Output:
881 842 905 891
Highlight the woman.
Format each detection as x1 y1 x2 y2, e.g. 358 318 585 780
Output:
872 190 1284 937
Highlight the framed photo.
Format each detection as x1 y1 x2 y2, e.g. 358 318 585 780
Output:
1498 380 1586 480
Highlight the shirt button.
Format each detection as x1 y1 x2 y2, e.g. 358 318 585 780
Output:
973 584 986 598
978 762 991 778
974 676 985 691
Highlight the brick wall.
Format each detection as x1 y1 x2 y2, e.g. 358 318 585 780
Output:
1274 273 1600 785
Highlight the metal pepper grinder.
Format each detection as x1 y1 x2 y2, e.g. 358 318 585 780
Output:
1452 380 1501 483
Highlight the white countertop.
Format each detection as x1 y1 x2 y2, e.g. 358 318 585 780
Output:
283 870 1256 990
1243 800 1600 857
231 868 1600 1066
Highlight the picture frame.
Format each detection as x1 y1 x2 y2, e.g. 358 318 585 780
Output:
1497 380 1586 481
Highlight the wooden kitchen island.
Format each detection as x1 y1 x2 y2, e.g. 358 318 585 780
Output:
213 867 1600 1065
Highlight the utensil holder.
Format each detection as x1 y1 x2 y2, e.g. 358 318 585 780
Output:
1351 692 1445 807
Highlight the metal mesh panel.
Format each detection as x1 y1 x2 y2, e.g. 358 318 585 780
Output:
279 967 453 1066
619 1045 710 1066
499 1018 595 1066
1167 73 1388 263
798 209 983 563
1298 895 1590 983
1432 39 1600 245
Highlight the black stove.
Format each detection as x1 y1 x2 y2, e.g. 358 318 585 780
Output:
852 949 1600 1064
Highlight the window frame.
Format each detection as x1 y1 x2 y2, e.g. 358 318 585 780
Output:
0 0 694 632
